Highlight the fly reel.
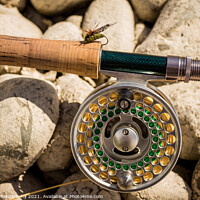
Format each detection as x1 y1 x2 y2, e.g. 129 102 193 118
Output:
71 80 181 192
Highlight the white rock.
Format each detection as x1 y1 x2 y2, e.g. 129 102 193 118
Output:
82 0 135 52
130 0 167 23
192 159 200 200
158 82 200 160
37 74 93 171
30 0 92 16
20 68 57 82
66 15 83 28
0 171 48 200
0 74 59 181
0 5 42 37
54 171 121 200
135 0 200 59
43 21 82 41
122 171 191 200
0 0 27 11
0 65 21 75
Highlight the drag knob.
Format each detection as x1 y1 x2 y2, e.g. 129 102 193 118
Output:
117 172 134 190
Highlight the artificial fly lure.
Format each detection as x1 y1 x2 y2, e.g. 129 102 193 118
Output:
83 22 117 45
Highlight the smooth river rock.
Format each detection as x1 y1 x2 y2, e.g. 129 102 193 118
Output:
0 5 42 37
82 0 135 52
158 82 200 160
37 74 93 171
135 0 200 59
122 171 191 200
43 21 82 41
30 0 92 16
66 15 83 29
0 74 59 181
130 0 167 23
54 171 121 200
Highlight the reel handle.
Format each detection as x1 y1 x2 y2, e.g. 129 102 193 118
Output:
0 35 101 79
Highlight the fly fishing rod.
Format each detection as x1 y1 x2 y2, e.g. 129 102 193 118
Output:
0 35 200 192
0 35 199 81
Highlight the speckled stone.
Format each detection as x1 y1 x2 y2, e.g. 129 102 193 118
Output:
0 74 59 181
135 0 200 59
158 82 200 160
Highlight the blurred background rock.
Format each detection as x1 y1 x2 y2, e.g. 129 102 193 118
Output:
0 0 199 199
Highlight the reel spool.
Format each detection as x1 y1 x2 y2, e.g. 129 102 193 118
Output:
71 81 181 192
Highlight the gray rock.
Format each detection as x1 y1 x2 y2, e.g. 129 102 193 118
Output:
130 0 167 23
0 171 48 200
135 0 200 59
122 171 191 200
30 0 92 16
0 5 42 75
37 74 93 171
43 21 82 41
0 0 27 11
66 15 83 28
82 0 135 52
158 82 200 160
192 159 200 200
0 74 59 181
54 171 121 200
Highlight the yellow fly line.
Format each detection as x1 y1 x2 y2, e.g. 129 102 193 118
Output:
9 178 89 200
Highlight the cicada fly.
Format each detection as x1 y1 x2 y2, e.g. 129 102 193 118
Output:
84 22 117 45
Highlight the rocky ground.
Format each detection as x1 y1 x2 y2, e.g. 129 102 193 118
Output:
0 0 200 199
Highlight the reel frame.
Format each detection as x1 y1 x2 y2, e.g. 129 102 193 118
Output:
71 76 182 192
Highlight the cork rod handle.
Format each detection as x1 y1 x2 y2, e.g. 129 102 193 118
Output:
0 35 102 79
